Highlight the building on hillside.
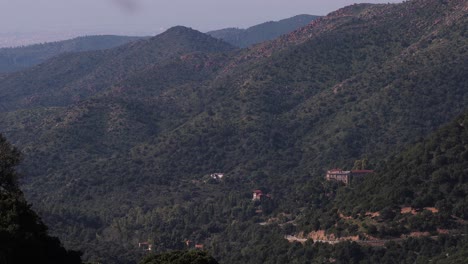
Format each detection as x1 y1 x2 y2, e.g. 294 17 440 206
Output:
325 169 373 185
252 190 271 201
210 173 225 180
326 169 351 184
138 242 152 251
253 190 264 201
195 244 204 249
184 239 192 247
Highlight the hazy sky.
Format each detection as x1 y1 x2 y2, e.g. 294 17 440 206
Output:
0 0 403 35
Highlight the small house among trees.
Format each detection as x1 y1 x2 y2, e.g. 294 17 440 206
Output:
210 173 224 180
184 240 193 247
139 242 153 251
325 169 373 185
195 244 204 249
252 190 271 201
253 190 264 201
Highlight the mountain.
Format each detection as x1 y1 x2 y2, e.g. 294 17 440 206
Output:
0 35 145 73
0 14 318 74
0 0 467 263
0 134 82 264
0 26 235 111
207 14 320 47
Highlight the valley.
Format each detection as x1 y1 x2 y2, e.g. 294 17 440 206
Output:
0 0 467 263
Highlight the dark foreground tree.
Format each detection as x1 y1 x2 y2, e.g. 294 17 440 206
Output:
139 250 219 264
0 134 82 264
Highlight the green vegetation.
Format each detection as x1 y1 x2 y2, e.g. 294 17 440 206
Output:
0 134 82 264
0 0 466 263
294 110 468 243
0 26 235 111
338 112 468 218
140 251 218 264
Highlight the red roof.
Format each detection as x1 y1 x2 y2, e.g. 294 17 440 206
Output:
253 190 263 194
327 170 350 174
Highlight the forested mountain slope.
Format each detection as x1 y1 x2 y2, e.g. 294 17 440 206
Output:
0 35 145 73
0 135 82 264
0 0 467 263
207 14 320 47
271 110 468 264
0 26 235 111
338 111 468 218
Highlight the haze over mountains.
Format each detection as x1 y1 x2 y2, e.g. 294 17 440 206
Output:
207 14 320 47
0 14 319 74
0 35 145 73
0 0 467 263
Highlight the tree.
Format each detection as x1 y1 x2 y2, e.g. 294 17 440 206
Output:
139 250 219 264
0 134 82 264
0 134 21 192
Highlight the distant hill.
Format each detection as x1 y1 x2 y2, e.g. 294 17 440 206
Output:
0 14 317 74
0 35 145 73
207 14 320 47
0 26 235 111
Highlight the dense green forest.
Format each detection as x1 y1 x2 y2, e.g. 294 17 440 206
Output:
338 112 468 217
0 134 82 263
140 251 219 264
207 14 320 47
0 35 145 73
0 0 467 263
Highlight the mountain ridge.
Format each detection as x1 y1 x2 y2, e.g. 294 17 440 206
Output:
207 14 320 47
0 35 145 73
0 26 236 112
